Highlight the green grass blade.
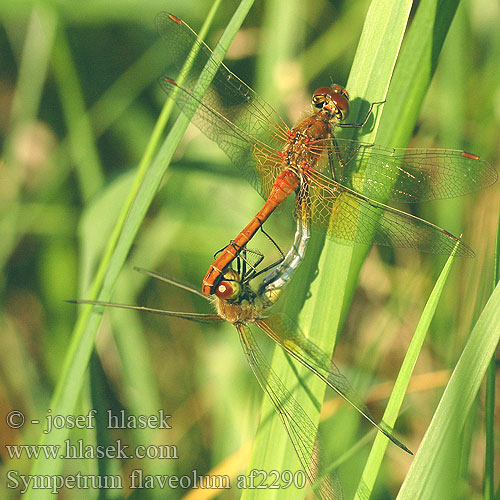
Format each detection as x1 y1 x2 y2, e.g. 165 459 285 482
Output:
355 247 457 499
483 206 499 500
244 1 413 499
484 359 496 500
0 6 57 274
396 280 500 499
310 0 415 322
51 25 104 201
348 1 465 496
24 2 258 497
376 0 461 148
8 6 56 128
343 0 462 323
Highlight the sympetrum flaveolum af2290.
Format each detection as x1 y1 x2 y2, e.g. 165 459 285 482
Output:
156 13 497 295
72 216 409 500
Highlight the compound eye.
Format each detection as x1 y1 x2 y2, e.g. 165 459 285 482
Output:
312 87 332 110
313 86 331 104
331 84 349 100
331 94 349 120
215 280 240 300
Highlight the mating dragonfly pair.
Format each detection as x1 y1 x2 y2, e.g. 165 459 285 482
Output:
77 13 496 500
76 221 402 500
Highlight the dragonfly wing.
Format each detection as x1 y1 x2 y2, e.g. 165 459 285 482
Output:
319 138 497 202
160 77 283 198
256 315 411 454
69 300 223 324
156 13 287 196
134 266 209 300
237 324 342 500
156 13 288 144
303 172 475 257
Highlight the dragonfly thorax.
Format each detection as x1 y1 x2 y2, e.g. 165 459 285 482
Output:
282 127 326 171
213 267 269 324
215 290 265 324
312 84 349 121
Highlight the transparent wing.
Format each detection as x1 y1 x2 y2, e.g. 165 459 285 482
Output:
69 299 223 324
301 169 474 257
257 315 411 454
156 12 288 196
313 138 497 202
159 77 283 197
238 324 342 500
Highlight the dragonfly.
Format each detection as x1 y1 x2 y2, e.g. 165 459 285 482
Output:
156 13 497 295
71 220 411 500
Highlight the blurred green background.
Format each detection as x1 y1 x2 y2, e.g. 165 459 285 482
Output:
0 0 498 499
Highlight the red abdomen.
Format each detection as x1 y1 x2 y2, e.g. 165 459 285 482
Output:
202 170 300 295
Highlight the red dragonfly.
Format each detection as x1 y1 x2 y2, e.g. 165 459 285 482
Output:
156 13 497 295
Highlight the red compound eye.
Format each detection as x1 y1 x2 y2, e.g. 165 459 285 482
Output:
331 84 349 100
312 85 350 119
313 86 332 97
216 281 237 299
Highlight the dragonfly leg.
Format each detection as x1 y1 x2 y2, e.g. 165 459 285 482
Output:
241 225 285 283
257 224 285 272
327 133 370 180
328 135 348 179
337 99 385 129
213 239 244 260
238 246 265 281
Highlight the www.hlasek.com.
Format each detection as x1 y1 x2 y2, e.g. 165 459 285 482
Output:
6 469 307 494
5 439 178 460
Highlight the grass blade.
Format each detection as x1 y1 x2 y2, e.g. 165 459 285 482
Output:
396 279 500 499
483 205 499 500
355 246 457 499
244 1 413 499
348 1 466 497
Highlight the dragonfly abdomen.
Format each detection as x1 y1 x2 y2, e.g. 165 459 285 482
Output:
202 170 300 295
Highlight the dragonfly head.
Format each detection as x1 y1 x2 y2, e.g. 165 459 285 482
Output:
312 84 349 121
215 269 242 300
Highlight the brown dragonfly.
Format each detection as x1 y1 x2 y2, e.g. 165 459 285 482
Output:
72 232 411 500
